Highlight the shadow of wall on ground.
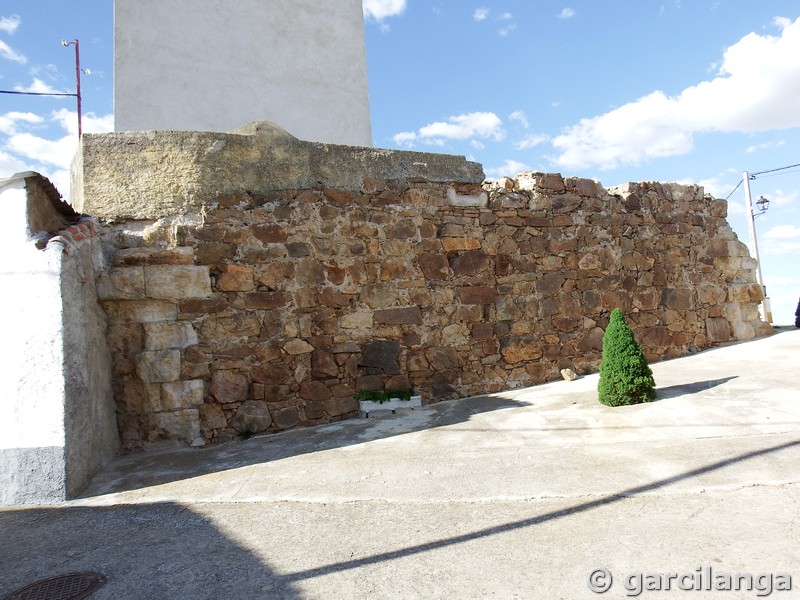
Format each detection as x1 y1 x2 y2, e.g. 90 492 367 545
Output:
0 502 303 599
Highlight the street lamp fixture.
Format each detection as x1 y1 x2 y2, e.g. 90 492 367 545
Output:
742 171 773 323
61 39 86 137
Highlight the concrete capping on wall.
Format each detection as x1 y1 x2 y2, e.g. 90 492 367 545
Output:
0 172 119 505
71 124 485 221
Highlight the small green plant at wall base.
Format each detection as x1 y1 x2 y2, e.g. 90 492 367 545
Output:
354 388 415 404
598 308 656 406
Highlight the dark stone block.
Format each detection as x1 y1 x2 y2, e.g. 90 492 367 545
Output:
359 340 400 375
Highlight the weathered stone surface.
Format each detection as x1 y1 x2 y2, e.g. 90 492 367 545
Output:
216 263 255 292
424 347 461 370
135 349 181 383
97 267 145 300
143 322 198 350
154 409 201 443
706 318 732 343
273 406 299 429
299 380 332 401
416 253 450 280
324 396 358 417
320 287 351 308
144 265 212 299
210 370 249 403
341 312 374 329
101 299 177 323
360 284 399 308
374 307 423 325
231 401 272 433
450 250 491 276
243 291 285 309
360 340 400 374
252 224 287 243
284 339 314 355
94 165 768 450
199 403 227 429
159 380 205 411
441 237 482 252
312 350 339 378
560 368 578 381
500 337 543 364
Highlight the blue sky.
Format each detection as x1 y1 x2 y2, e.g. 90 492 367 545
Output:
2 1 800 324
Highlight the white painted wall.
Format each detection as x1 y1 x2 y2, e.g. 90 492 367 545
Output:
0 176 119 505
0 183 68 503
114 0 372 146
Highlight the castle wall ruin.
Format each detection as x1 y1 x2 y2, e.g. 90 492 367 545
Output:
72 127 771 450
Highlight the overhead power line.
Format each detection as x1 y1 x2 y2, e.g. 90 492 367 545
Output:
0 90 76 97
751 162 800 177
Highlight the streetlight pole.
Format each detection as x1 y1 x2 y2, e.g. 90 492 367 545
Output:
742 170 773 323
61 39 83 138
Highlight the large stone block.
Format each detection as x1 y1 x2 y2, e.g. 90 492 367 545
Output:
360 340 400 374
143 322 198 350
135 349 181 382
499 337 543 364
216 263 255 292
154 409 201 443
231 401 272 433
706 318 731 343
159 380 205 411
374 307 423 325
210 369 249 403
144 265 211 299
97 267 145 300
101 299 177 323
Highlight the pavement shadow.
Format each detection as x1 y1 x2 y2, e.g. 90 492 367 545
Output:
655 376 738 401
80 394 523 497
272 437 800 585
0 502 301 599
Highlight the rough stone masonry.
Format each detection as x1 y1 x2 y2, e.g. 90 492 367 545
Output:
71 124 770 450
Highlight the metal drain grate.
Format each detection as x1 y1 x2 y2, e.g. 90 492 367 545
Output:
2 572 107 600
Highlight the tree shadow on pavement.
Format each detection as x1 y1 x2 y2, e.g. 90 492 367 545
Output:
655 376 738 400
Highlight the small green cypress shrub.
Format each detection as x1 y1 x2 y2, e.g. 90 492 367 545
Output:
598 308 656 406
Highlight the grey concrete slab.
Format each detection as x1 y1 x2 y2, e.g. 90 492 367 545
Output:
1 329 799 599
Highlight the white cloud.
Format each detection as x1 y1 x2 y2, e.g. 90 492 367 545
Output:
764 224 800 240
558 8 576 19
0 111 43 135
363 0 406 21
515 133 549 150
485 159 533 179
498 25 516 36
0 39 25 63
393 112 505 148
14 78 68 95
0 15 21 34
1 108 113 198
419 112 504 142
473 7 489 22
392 131 417 147
509 110 529 129
0 149 29 177
745 140 786 153
550 16 800 171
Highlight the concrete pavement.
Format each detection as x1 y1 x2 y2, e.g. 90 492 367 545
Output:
1 329 799 599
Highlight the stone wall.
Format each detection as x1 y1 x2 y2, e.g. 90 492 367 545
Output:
78 131 770 450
